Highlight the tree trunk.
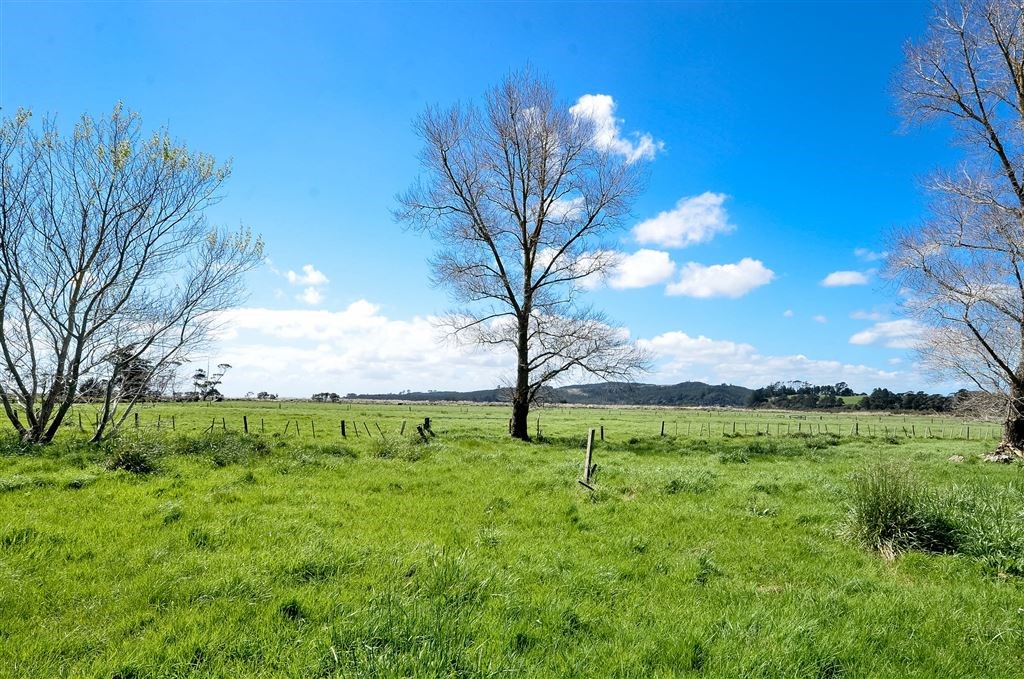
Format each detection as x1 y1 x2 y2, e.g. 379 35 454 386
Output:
511 391 530 441
1001 384 1024 455
511 313 531 441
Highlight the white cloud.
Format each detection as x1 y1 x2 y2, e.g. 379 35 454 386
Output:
854 248 887 262
813 315 828 324
887 357 903 365
298 287 323 305
849 319 924 349
608 249 676 289
783 309 794 318
211 302 510 397
286 264 329 287
570 94 663 163
822 270 870 287
632 192 734 248
207 301 917 397
850 310 885 321
666 258 774 298
641 331 899 388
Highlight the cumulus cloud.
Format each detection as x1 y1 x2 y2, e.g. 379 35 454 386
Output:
849 319 923 349
822 271 870 287
822 270 870 287
813 315 828 324
283 264 330 305
570 94 663 163
783 309 794 318
286 264 329 287
666 258 774 298
608 249 676 289
632 192 734 248
298 287 323 305
211 302 510 396
206 300 913 396
641 331 899 388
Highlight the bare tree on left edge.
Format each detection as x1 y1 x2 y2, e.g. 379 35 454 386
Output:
0 105 263 443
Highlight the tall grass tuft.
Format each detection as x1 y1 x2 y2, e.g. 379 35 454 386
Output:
849 466 1024 572
848 465 956 552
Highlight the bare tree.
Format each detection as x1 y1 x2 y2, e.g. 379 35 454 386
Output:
0 105 263 443
893 0 1024 455
397 71 650 440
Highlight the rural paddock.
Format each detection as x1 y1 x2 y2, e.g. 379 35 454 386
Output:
1 401 1021 677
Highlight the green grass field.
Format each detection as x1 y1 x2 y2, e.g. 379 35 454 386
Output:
1 401 1022 677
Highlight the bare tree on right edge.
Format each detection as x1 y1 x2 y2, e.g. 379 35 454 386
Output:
397 71 650 440
892 0 1024 456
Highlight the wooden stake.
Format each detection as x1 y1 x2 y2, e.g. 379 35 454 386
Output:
583 428 596 484
340 420 346 437
400 420 406 435
660 421 665 437
243 416 248 434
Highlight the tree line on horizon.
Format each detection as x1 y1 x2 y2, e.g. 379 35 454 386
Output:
746 381 965 413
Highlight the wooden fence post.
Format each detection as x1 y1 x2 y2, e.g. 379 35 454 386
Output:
400 420 406 436
134 412 139 429
580 428 596 489
311 420 316 438
600 425 604 441
340 420 346 437
243 416 248 434
661 421 665 437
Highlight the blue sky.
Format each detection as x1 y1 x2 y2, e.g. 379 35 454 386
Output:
1 1 959 397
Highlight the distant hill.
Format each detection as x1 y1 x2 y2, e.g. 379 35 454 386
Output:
348 381 752 407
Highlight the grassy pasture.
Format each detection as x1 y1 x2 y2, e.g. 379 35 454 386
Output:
1 401 1022 677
